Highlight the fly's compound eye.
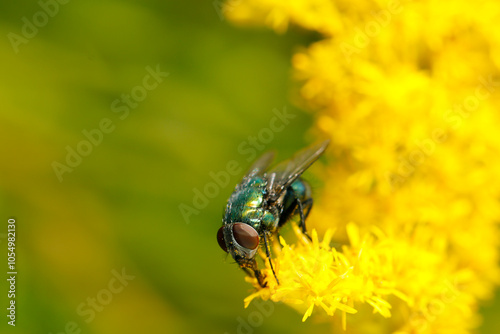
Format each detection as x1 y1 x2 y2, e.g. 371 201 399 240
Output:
217 227 228 252
233 223 259 250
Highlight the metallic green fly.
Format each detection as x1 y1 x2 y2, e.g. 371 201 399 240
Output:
217 140 330 287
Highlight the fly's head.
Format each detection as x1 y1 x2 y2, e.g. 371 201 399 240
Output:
217 222 260 268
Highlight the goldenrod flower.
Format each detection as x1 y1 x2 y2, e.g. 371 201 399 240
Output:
226 0 500 332
245 224 402 329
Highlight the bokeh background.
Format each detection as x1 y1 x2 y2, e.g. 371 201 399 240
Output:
0 1 498 334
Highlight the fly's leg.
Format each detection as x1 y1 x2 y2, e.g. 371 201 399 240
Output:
254 269 267 288
263 232 279 286
239 241 274 288
242 261 267 288
297 198 313 241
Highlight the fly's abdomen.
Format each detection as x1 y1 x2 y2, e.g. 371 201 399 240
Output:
280 178 312 225
285 179 311 206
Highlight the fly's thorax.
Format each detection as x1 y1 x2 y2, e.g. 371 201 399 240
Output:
235 179 265 207
225 176 280 231
227 176 266 217
227 185 263 220
247 176 266 187
239 208 279 231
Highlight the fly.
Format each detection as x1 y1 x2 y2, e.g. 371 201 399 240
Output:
217 140 330 287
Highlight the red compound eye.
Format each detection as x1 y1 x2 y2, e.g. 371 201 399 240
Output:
217 227 228 252
232 223 259 250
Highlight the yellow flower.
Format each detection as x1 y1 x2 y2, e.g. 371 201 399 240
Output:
246 222 482 332
226 0 500 332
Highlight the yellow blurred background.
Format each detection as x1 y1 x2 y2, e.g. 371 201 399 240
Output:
0 1 498 334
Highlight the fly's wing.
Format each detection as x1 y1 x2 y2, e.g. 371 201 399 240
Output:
266 140 330 200
246 151 275 177
225 151 275 222
235 151 275 190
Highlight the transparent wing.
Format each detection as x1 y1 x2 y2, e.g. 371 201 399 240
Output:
267 139 330 198
246 151 275 177
225 150 276 221
234 151 275 191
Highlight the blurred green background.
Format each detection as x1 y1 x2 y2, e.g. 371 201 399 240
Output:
0 1 498 334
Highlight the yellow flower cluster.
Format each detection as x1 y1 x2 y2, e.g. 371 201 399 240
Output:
225 0 500 332
245 224 401 329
